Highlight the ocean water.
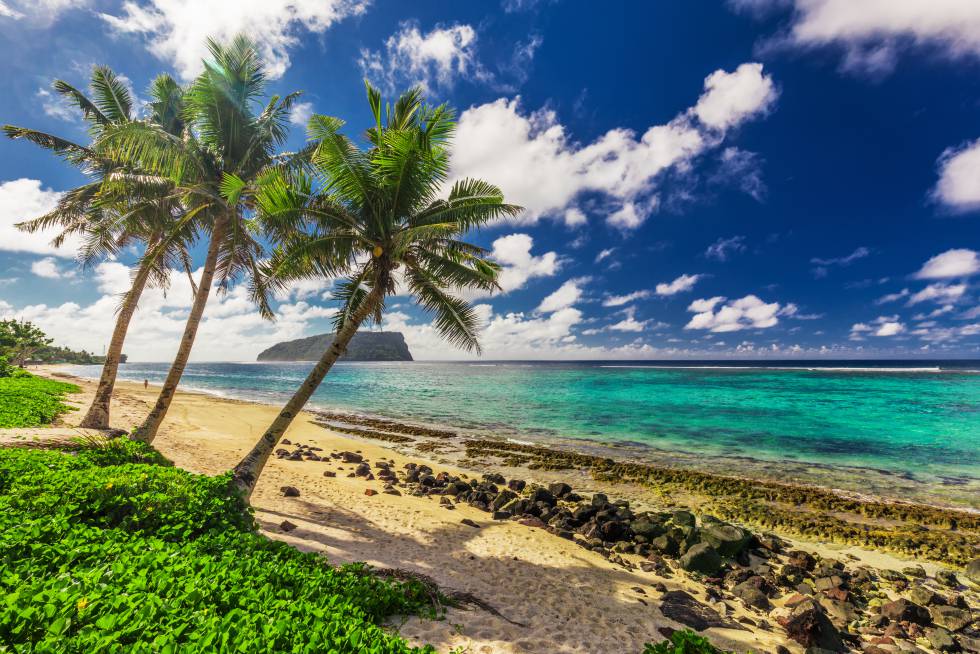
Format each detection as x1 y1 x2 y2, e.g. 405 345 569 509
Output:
68 360 980 504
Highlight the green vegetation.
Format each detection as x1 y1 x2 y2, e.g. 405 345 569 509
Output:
0 372 79 428
0 442 437 652
0 319 51 367
257 331 414 362
643 631 733 654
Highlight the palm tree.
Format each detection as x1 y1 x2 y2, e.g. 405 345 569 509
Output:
4 68 194 429
94 36 303 443
231 83 522 498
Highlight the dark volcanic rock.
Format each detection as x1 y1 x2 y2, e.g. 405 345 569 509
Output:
931 605 974 632
340 452 363 463
776 598 846 652
679 543 722 575
461 518 480 528
701 523 753 557
280 486 300 497
881 598 931 625
659 591 747 632
280 520 297 532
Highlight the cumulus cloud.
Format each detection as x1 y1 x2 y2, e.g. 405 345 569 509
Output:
0 262 336 361
655 273 702 296
850 314 907 339
874 321 905 337
485 233 560 297
906 282 967 306
359 21 481 92
914 248 980 279
685 294 792 332
450 63 778 229
100 0 368 81
602 290 652 308
875 288 909 305
0 178 81 257
704 235 747 261
30 257 73 279
933 139 980 212
0 0 88 23
288 101 314 127
732 0 980 75
537 278 588 313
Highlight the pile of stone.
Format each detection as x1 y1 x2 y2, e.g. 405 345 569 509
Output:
276 442 979 653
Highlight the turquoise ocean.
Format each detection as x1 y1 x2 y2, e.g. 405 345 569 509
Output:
68 360 980 508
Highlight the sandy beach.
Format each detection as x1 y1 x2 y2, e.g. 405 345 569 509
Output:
4 368 976 654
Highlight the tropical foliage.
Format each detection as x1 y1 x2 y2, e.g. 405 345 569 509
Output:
0 319 52 367
0 443 437 652
642 630 733 654
231 82 521 496
0 373 79 428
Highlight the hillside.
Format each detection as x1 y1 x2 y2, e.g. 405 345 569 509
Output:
256 332 413 362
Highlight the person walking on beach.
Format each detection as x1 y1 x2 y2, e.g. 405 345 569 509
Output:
143 379 148 390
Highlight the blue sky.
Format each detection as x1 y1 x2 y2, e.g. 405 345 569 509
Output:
1 0 979 361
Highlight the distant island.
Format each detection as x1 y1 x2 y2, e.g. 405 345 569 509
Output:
256 332 413 362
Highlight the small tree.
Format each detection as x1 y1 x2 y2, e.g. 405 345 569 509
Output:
0 320 52 367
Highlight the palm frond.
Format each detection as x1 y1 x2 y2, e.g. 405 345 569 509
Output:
406 265 483 353
90 65 133 123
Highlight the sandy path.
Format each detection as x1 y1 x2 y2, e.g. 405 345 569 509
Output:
10 368 940 654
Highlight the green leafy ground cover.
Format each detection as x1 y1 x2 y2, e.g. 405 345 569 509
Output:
643 630 732 654
0 441 437 652
0 372 79 427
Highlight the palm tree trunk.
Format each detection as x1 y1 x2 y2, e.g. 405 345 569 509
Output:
79 255 154 429
131 219 226 443
232 286 384 499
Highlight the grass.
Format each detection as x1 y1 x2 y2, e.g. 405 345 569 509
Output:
0 440 437 653
0 371 79 428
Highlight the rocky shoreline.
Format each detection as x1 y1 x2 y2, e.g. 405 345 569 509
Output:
310 410 979 568
274 433 980 654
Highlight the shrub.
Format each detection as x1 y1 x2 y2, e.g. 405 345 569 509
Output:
0 445 436 653
643 630 734 654
0 372 79 427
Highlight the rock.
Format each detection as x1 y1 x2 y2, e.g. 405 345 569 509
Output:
492 510 511 520
461 518 480 528
491 489 517 511
775 598 846 652
701 523 753 557
909 585 943 607
679 543 722 576
280 485 300 497
651 534 680 556
631 516 667 539
671 510 696 528
364 489 377 496
519 516 547 528
546 482 571 498
965 558 980 588
926 627 959 652
935 570 959 588
818 598 858 630
902 565 927 579
733 581 771 610
322 470 336 478
881 599 931 625
382 488 401 496
280 520 297 532
527 486 556 506
483 472 505 485
340 451 363 463
930 606 973 632
879 568 907 583
354 462 371 476
659 590 747 632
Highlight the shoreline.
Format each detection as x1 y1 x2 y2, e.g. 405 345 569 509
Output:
55 364 980 512
11 367 979 653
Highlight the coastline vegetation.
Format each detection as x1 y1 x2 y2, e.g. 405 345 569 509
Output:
0 371 79 428
0 442 438 652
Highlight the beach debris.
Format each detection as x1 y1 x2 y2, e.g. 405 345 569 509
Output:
280 485 300 497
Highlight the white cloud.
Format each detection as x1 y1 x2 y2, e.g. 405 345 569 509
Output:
811 246 870 267
0 179 81 257
100 0 368 81
288 101 313 127
35 88 76 121
537 278 587 313
685 294 789 332
359 21 481 92
563 207 587 227
711 147 767 201
594 248 615 264
694 63 778 130
30 257 73 279
607 306 657 333
655 273 702 296
933 139 980 212
914 248 980 279
0 0 88 23
734 0 980 74
907 282 967 306
0 262 337 361
704 235 747 261
874 321 905 337
477 233 559 299
602 290 652 308
875 288 909 305
450 63 777 229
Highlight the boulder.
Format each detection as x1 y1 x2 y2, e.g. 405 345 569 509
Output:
701 523 753 557
354 463 371 477
965 558 980 588
679 543 722 575
909 585 943 607
280 485 300 497
631 516 667 539
507 478 526 492
279 520 297 532
461 518 480 528
322 471 336 478
526 486 556 506
733 580 771 610
926 627 959 652
930 605 973 632
340 452 363 463
659 590 747 632
775 598 846 652
491 489 517 511
548 482 572 498
671 510 696 528
591 493 610 507
880 598 931 625
935 570 959 588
